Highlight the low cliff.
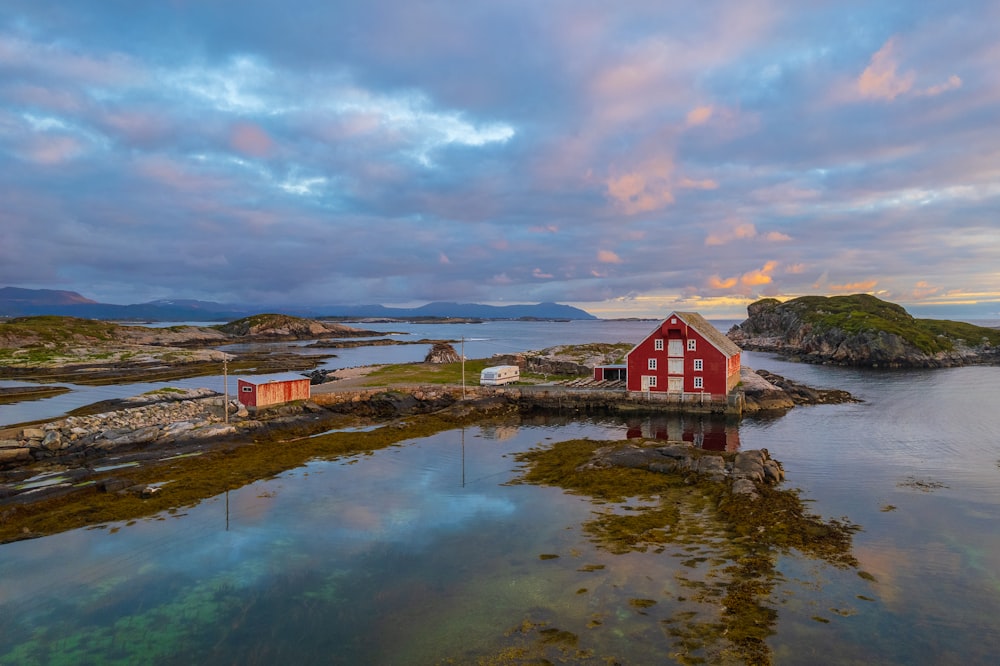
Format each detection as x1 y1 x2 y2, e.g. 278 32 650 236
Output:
728 294 1000 368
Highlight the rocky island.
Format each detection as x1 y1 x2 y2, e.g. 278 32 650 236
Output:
728 294 1000 367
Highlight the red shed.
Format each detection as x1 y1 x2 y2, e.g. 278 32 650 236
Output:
625 312 741 396
237 378 311 409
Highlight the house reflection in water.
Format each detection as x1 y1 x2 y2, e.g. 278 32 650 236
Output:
625 415 741 452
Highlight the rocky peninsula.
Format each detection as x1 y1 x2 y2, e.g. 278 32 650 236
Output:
728 294 1000 367
0 313 382 387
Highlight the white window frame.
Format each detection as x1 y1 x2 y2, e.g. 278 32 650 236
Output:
654 339 664 351
647 375 657 387
648 358 657 370
242 386 253 393
687 339 697 351
693 376 703 389
693 359 703 371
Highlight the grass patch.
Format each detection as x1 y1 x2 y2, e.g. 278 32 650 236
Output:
360 359 505 386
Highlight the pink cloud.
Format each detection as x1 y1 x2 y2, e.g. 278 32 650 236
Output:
230 122 274 157
785 263 806 274
686 105 713 126
909 280 941 299
706 222 791 245
678 177 718 190
597 249 622 264
707 261 780 294
606 156 676 214
829 279 879 292
102 110 171 146
8 84 83 113
920 74 962 97
705 222 757 246
708 275 738 289
23 135 84 165
0 34 143 87
857 37 915 101
438 252 451 265
740 260 778 287
856 37 961 101
532 268 554 279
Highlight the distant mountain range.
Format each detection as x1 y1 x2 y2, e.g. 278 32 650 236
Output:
0 287 597 321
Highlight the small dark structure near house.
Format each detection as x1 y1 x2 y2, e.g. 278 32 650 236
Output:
237 378 311 409
593 364 627 382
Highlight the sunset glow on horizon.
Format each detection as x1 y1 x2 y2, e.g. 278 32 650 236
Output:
2 1 998 319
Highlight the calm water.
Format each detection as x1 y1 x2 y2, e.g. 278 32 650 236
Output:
0 319 664 427
2 322 1000 663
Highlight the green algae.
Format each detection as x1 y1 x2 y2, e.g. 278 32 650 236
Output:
510 438 861 665
0 412 488 544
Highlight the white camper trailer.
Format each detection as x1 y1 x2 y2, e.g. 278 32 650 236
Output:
479 365 520 386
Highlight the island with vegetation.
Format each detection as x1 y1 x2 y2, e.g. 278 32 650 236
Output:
727 294 1000 367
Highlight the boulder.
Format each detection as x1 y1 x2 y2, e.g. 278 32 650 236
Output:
732 478 760 499
732 450 765 483
695 455 727 481
42 430 63 451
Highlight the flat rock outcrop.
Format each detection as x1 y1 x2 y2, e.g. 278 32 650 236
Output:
580 441 784 500
739 367 859 413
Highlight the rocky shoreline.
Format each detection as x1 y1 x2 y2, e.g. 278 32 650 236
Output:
0 368 857 509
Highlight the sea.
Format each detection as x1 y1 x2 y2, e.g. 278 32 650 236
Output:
1 319 1000 664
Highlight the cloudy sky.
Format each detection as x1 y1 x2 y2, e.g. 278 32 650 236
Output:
1 1 998 318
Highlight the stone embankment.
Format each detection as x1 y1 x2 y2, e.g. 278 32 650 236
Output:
580 441 784 500
1 369 854 479
0 389 241 470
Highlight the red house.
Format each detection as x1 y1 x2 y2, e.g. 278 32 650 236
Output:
625 312 741 395
237 378 311 409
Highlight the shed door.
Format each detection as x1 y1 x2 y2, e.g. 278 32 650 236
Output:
667 358 684 374
641 375 652 391
668 339 684 356
667 377 684 393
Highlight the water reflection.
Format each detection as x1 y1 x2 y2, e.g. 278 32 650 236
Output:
625 414 741 451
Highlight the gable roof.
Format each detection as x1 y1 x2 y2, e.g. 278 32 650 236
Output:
673 312 742 357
